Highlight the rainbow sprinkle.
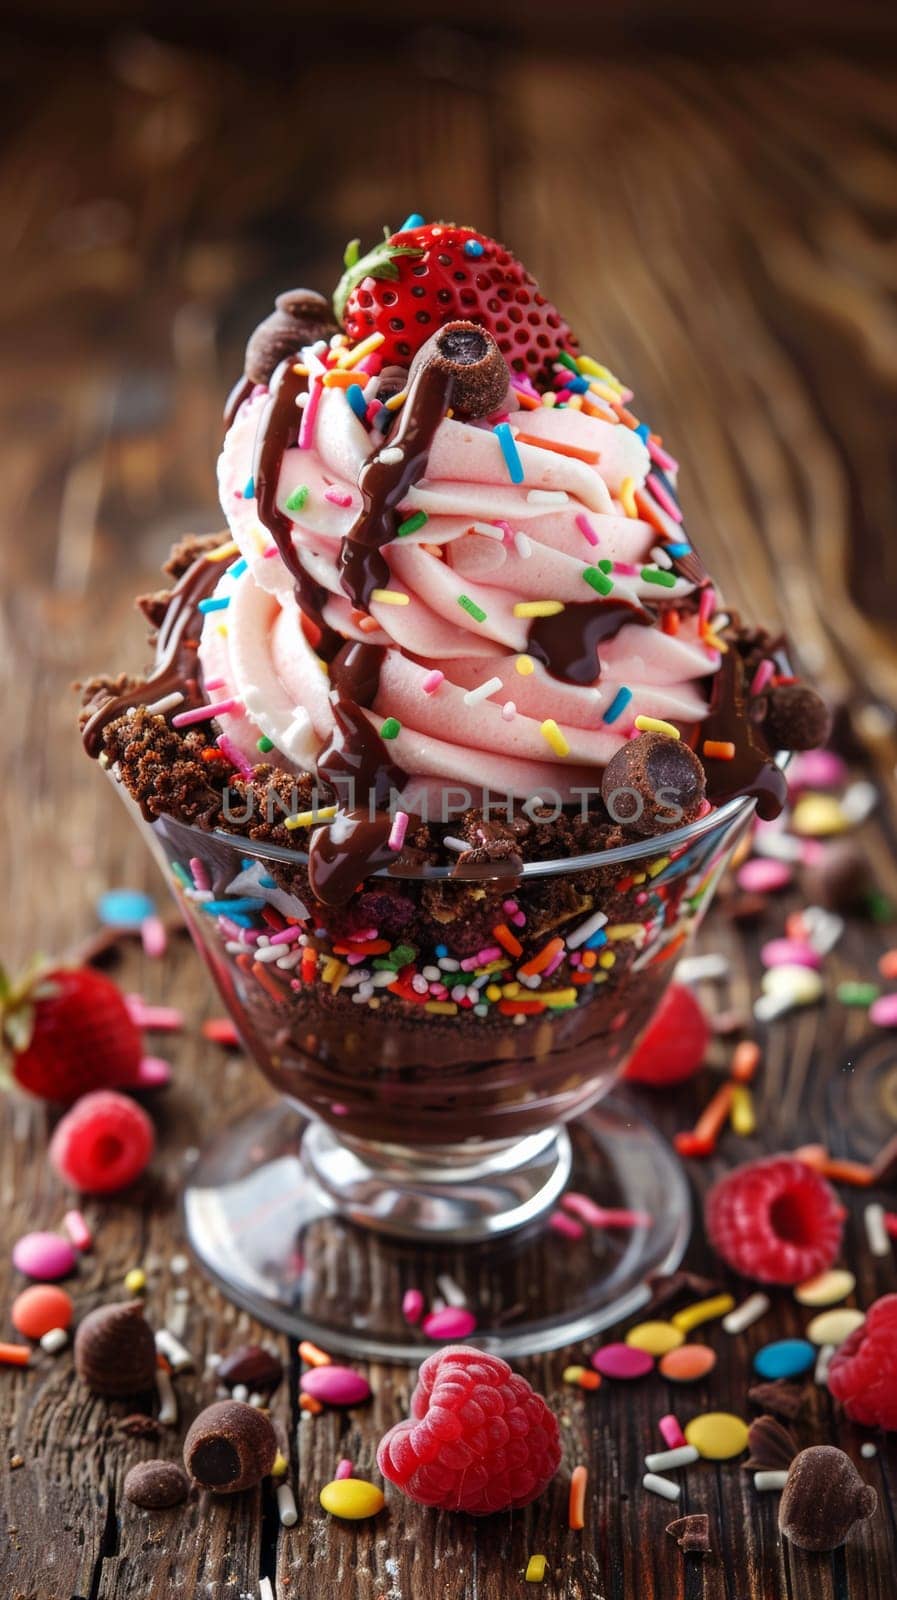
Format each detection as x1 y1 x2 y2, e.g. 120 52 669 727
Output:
494 422 525 483
458 594 487 623
540 719 570 757
602 687 633 724
285 485 309 513
635 715 680 738
513 600 564 619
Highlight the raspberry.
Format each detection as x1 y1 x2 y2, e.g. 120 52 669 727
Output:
828 1295 897 1430
49 1090 155 1194
623 984 710 1086
705 1156 843 1285
376 1345 561 1514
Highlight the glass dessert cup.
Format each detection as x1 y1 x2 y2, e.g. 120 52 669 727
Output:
113 777 754 1359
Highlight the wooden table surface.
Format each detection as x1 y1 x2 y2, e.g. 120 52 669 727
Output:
2 21 897 1600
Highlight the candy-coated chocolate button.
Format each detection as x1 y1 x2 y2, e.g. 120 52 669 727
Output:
791 795 850 838
794 1270 856 1307
625 1322 684 1357
320 1478 385 1519
753 1339 815 1380
684 1412 749 1461
591 1343 654 1380
12 1232 77 1281
11 1285 74 1340
659 1344 717 1383
806 1309 865 1348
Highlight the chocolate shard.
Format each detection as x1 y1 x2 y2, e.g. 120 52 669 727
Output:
743 1414 800 1471
643 1270 720 1317
747 1380 807 1421
779 1446 877 1551
666 1513 712 1553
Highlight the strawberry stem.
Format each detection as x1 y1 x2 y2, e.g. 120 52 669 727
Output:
333 234 425 326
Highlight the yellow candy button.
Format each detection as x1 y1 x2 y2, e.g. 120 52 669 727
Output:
791 795 850 838
625 1321 685 1357
794 1270 856 1307
684 1412 749 1461
320 1478 385 1520
806 1308 865 1348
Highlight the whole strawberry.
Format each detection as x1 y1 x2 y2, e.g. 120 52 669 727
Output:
377 1344 561 1515
334 220 578 380
1 960 143 1104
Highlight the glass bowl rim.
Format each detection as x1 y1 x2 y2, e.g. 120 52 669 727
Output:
136 786 760 883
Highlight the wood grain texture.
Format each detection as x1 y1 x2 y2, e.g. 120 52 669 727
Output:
1 23 896 1600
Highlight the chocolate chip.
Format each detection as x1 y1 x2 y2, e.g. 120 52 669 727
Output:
763 684 832 752
183 1401 277 1494
124 1459 190 1509
408 320 510 419
217 1343 283 1394
666 1513 711 1552
244 289 338 386
801 838 871 913
747 1381 807 1421
601 733 706 836
743 1415 799 1471
779 1446 877 1551
74 1301 158 1397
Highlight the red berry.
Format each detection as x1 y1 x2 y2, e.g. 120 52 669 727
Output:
3 964 143 1104
377 1345 561 1514
705 1155 843 1285
623 983 710 1086
49 1090 155 1193
828 1295 897 1431
334 223 578 380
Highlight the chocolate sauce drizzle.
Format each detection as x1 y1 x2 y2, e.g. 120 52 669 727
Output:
223 375 254 430
82 553 221 757
529 598 651 685
338 362 455 611
700 650 787 820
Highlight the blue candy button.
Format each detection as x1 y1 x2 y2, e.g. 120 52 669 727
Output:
753 1339 815 1381
97 888 157 927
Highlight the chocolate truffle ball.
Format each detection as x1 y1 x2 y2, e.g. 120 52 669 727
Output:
762 684 832 752
74 1300 158 1397
601 733 706 836
801 838 871 913
408 320 511 419
183 1400 277 1494
244 289 338 386
217 1343 283 1394
124 1459 190 1509
779 1445 877 1551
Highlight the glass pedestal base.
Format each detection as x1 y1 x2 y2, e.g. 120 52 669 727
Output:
183 1094 691 1362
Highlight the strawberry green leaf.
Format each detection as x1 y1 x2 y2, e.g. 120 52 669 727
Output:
343 238 360 270
333 236 425 326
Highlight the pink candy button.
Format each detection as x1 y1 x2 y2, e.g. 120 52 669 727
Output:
870 994 897 1029
300 1365 372 1406
760 939 822 971
591 1343 655 1380
422 1307 478 1341
737 859 793 894
788 750 848 792
12 1232 77 1281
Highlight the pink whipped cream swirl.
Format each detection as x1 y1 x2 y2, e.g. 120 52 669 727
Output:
199 381 720 805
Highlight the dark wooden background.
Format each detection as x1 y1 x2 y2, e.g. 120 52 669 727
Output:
2 10 897 1599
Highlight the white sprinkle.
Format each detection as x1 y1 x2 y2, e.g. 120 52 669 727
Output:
173 1286 189 1303
443 837 467 853
422 966 441 981
255 943 286 962
722 1293 770 1335
435 1273 467 1307
248 1392 265 1408
514 531 533 559
167 1300 188 1339
815 1342 836 1385
865 1202 891 1258
464 675 504 707
155 1328 193 1372
277 1481 298 1527
754 1470 789 1492
259 1579 276 1600
438 957 461 972
841 780 877 824
40 1327 69 1354
642 1472 681 1502
411 975 429 995
650 544 673 569
802 907 845 954
355 981 374 1001
372 969 397 987
861 1443 877 1459
754 992 795 1022
377 445 404 465
474 1003 488 1016
674 952 730 984
644 1445 699 1473
156 1368 178 1426
232 1383 249 1403
469 521 504 540
526 489 568 505
502 701 516 721
145 691 185 716
567 909 609 950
